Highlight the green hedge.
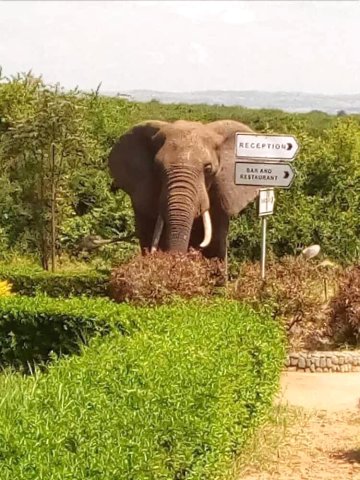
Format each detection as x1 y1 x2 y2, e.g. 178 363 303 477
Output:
0 295 136 370
0 300 285 479
0 266 109 297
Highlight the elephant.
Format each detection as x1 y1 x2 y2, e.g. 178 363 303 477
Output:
108 119 260 260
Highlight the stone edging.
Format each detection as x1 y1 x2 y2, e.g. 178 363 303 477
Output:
285 351 360 373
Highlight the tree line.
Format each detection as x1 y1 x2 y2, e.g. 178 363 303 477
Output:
0 70 359 270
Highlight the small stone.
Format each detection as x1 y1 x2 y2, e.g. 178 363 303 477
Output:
315 358 320 368
334 366 340 372
340 365 346 372
339 356 345 365
305 368 311 373
323 368 329 372
316 368 323 372
290 355 299 366
287 366 297 372
320 357 326 368
332 356 339 365
306 358 312 367
326 358 332 368
298 357 306 369
310 364 316 372
354 366 360 372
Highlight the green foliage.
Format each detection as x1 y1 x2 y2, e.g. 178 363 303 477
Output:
0 72 102 270
0 71 134 269
229 119 360 267
0 265 109 298
0 295 133 370
0 300 285 479
1 69 360 267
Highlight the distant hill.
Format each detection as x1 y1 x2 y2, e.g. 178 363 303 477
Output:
105 90 360 115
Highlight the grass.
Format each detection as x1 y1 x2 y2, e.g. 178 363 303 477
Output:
234 404 311 478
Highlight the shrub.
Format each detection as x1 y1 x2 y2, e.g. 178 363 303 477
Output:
328 264 360 346
0 295 135 370
0 300 285 479
0 265 109 297
231 255 341 350
109 250 225 305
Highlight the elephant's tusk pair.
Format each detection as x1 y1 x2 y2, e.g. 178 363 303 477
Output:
151 216 164 253
199 210 212 248
151 210 212 252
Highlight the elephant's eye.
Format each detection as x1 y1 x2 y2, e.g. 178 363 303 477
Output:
204 163 213 174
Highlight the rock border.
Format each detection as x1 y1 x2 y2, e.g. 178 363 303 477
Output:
285 351 360 373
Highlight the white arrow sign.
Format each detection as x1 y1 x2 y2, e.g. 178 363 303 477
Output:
235 133 299 161
235 162 296 188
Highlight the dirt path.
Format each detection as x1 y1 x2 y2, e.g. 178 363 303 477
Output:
238 372 360 480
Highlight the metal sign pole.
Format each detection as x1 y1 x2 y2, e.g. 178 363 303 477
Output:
260 216 267 280
224 243 228 286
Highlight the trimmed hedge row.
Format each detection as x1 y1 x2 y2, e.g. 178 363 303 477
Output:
0 295 136 370
0 266 109 297
0 300 285 479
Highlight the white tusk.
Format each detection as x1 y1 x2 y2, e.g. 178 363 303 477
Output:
150 216 164 253
199 210 212 248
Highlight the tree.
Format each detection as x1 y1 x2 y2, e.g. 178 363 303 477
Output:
0 73 101 270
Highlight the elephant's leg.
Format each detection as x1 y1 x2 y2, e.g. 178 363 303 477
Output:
189 218 204 251
134 211 157 254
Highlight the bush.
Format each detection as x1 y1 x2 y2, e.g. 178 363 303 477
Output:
0 300 285 479
109 250 225 305
231 255 341 350
0 265 109 297
0 295 134 370
328 264 360 346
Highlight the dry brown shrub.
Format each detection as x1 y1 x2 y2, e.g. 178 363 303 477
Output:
109 250 225 305
229 255 341 350
328 264 360 346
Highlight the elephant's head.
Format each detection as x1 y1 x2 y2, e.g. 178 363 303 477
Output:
108 119 259 255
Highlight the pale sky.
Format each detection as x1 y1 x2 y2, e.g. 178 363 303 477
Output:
1 1 359 95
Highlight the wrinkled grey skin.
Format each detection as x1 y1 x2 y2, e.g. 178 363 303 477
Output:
108 119 260 260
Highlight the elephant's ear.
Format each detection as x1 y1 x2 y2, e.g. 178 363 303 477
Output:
207 120 260 216
108 120 167 196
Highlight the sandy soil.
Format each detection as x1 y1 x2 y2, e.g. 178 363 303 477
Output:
239 372 360 480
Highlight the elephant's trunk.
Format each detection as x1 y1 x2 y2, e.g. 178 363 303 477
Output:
164 166 201 253
166 193 196 253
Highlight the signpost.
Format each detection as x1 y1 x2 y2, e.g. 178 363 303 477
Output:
234 133 299 280
235 133 299 161
235 162 295 188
